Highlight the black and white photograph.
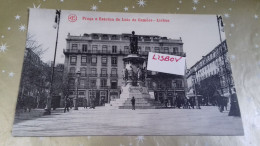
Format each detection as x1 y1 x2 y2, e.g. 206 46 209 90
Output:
12 8 244 136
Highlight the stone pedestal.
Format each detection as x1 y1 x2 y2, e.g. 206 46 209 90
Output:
106 54 163 109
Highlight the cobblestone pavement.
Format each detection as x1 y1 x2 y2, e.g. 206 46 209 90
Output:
12 106 244 136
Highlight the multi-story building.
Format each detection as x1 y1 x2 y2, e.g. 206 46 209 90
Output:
63 33 186 106
186 40 234 105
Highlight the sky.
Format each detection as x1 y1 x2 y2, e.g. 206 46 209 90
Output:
27 8 226 68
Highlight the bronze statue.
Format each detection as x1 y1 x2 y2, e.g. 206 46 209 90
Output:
130 31 138 54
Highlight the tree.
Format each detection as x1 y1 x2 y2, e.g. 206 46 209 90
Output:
17 34 51 110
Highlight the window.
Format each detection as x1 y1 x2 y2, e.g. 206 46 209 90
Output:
91 68 97 75
176 80 183 88
79 79 85 86
101 56 107 65
111 68 117 75
92 45 98 53
69 79 75 86
101 79 107 87
81 56 87 65
102 45 108 53
111 57 117 66
164 47 169 54
154 47 159 53
124 46 129 54
123 35 129 40
70 56 77 65
160 48 164 53
80 68 86 76
102 35 108 40
166 81 172 88
72 44 77 50
93 34 99 39
112 46 117 53
111 35 117 40
82 44 87 52
101 68 107 75
91 56 97 64
90 79 96 87
145 47 151 52
111 80 118 89
69 67 75 73
173 47 178 53
137 46 142 53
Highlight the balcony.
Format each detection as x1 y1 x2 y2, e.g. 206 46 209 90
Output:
110 86 121 89
81 62 87 66
110 74 118 77
70 62 76 65
99 86 109 89
89 86 97 89
80 73 87 77
144 38 151 42
91 63 97 66
111 64 117 67
78 85 88 89
100 74 108 77
68 73 75 77
101 63 107 67
89 73 98 77
138 51 186 57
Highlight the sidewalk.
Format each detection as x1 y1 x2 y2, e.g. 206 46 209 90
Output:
12 106 244 136
14 108 64 124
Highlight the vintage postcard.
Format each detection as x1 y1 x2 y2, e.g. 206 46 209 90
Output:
12 8 243 136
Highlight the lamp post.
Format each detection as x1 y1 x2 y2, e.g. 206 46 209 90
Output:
173 81 176 107
192 72 199 109
43 10 61 115
74 71 80 110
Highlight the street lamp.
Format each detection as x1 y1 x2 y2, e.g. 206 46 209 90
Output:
192 72 200 109
172 81 176 107
74 71 80 110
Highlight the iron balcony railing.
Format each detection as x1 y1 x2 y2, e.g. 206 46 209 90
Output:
64 49 186 57
110 74 118 77
88 73 98 77
100 74 108 77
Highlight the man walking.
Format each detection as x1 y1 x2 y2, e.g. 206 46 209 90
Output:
131 96 135 110
64 98 70 113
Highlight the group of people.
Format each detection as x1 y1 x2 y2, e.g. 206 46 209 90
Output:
64 97 97 112
215 88 241 117
160 96 198 109
63 98 73 113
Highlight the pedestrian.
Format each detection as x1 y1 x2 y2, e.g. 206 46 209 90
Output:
83 98 87 109
90 97 95 109
176 96 181 109
228 88 241 117
64 98 70 113
223 96 228 111
131 96 135 110
164 98 168 108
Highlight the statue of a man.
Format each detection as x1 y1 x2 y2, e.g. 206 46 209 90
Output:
130 31 138 54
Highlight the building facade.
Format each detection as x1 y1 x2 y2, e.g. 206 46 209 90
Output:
186 40 234 105
63 33 186 106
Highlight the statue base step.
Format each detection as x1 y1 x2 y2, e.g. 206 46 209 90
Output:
106 85 163 109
